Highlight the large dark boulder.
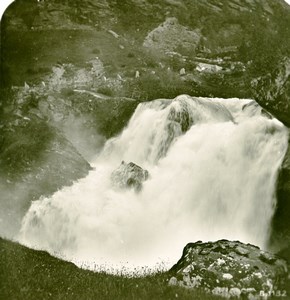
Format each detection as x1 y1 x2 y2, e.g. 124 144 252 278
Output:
111 161 149 192
169 240 289 299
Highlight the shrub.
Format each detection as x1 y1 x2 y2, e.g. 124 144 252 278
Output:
97 85 115 97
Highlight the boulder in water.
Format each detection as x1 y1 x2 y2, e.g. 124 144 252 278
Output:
169 240 288 298
111 161 149 192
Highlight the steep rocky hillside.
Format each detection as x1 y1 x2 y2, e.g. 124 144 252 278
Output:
2 0 290 101
0 88 92 237
1 1 290 127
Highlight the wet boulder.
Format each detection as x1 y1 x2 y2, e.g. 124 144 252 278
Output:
169 240 289 299
111 161 149 192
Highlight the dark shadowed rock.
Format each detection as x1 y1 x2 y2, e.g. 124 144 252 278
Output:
271 134 290 254
252 58 290 127
111 161 149 192
169 240 289 298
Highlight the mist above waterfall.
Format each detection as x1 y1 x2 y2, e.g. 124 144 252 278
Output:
19 95 288 272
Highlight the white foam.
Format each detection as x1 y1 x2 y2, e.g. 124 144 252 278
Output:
18 95 289 273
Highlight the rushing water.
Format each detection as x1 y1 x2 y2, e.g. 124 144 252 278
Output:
19 95 289 272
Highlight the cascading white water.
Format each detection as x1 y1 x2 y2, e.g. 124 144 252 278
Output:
18 95 289 272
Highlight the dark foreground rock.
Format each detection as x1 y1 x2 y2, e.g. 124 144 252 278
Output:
169 240 289 299
111 161 149 192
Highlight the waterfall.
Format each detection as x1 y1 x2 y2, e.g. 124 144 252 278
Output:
18 95 289 272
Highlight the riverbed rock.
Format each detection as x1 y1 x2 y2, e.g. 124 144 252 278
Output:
111 161 149 192
169 240 289 298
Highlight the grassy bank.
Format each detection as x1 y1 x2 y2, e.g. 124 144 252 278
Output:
0 238 225 300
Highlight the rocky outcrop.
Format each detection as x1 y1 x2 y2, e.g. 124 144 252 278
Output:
252 58 290 127
143 17 201 55
111 161 149 192
169 240 289 299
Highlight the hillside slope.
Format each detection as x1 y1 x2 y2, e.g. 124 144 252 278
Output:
0 237 224 300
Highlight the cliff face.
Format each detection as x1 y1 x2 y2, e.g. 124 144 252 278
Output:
0 0 290 248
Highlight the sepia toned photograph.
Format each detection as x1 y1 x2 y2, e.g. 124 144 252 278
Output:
0 0 290 299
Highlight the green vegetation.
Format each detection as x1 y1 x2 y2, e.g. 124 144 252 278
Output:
0 238 223 300
2 0 290 101
123 70 206 101
238 13 290 77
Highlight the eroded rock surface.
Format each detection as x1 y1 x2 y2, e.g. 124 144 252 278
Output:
169 240 289 298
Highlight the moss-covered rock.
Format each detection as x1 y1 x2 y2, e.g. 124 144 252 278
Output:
169 240 289 298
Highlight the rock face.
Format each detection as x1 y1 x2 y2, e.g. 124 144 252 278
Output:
143 17 201 54
0 111 92 238
252 58 290 127
169 240 289 298
271 134 290 252
111 161 149 192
